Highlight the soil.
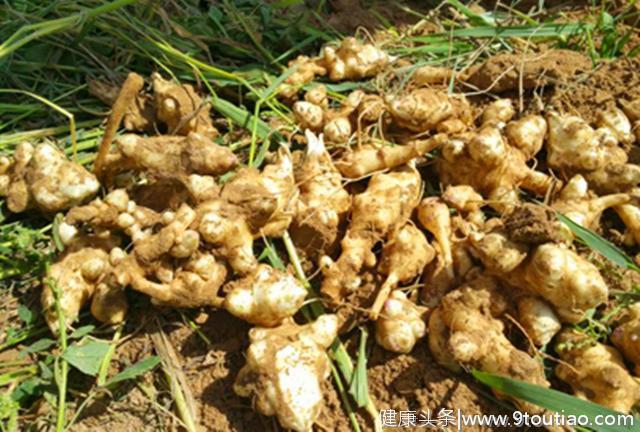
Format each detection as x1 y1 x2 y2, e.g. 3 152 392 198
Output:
503 204 563 245
465 49 592 94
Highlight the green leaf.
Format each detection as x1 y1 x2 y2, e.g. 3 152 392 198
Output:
69 325 96 340
62 339 110 376
557 213 639 271
473 371 640 432
24 338 55 354
348 327 369 408
104 356 161 387
17 305 35 325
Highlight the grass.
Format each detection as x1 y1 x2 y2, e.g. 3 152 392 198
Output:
1 0 639 430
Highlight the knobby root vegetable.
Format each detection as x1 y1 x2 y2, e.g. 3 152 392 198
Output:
552 174 629 231
106 132 237 180
469 228 529 274
278 38 392 97
42 244 127 333
437 126 554 211
428 277 549 413
221 147 298 237
0 142 99 214
441 185 485 227
87 76 154 132
556 329 640 413
546 112 640 193
320 165 421 302
506 242 608 323
516 296 561 346
291 131 351 259
370 223 434 319
335 134 447 179
60 189 160 245
234 315 338 432
318 37 393 81
481 99 515 128
133 203 199 263
224 264 307 327
611 303 640 374
410 65 453 86
151 73 219 139
375 290 428 353
115 249 227 308
505 114 547 158
387 88 471 133
196 199 257 274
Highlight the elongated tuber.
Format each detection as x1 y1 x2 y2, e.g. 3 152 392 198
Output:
371 223 434 319
611 303 640 374
321 165 421 301
517 296 561 347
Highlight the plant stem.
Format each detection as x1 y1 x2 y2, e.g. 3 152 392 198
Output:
49 270 69 432
97 322 124 386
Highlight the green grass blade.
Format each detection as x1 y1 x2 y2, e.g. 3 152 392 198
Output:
348 327 370 408
105 356 161 387
473 371 640 432
557 213 640 271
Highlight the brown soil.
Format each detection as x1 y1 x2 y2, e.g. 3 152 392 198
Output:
503 204 563 245
465 49 592 94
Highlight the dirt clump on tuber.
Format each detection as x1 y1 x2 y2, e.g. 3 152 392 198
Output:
234 315 338 432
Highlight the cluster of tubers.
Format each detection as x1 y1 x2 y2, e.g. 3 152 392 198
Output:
6 38 640 431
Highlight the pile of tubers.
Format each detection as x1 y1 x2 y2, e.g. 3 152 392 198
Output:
5 37 640 431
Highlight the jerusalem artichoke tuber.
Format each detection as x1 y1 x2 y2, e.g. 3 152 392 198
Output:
375 290 428 353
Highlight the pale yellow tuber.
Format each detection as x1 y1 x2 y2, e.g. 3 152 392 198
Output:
375 290 428 353
221 147 298 237
611 303 640 374
151 73 218 138
224 264 307 327
234 315 338 432
428 277 549 413
42 244 127 333
318 37 393 81
291 131 351 259
387 88 471 133
370 223 434 319
417 197 454 279
517 296 561 346
335 134 447 179
196 199 257 275
321 165 421 302
1 142 99 214
481 99 515 128
556 329 640 413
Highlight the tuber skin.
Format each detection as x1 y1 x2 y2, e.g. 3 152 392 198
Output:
552 174 629 231
556 329 640 413
411 65 453 86
615 203 640 246
517 296 561 347
611 303 640 374
108 132 237 180
481 99 515 128
1 142 100 214
42 244 127 333
318 37 393 81
133 203 199 263
442 185 486 227
375 290 428 353
370 223 435 319
196 199 257 275
221 147 298 237
291 131 351 260
320 164 422 302
151 73 218 139
507 242 609 323
387 88 471 133
60 189 160 245
335 134 447 179
505 115 547 159
437 126 554 210
224 264 308 327
234 315 338 432
417 197 455 279
428 277 550 413
115 248 227 308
